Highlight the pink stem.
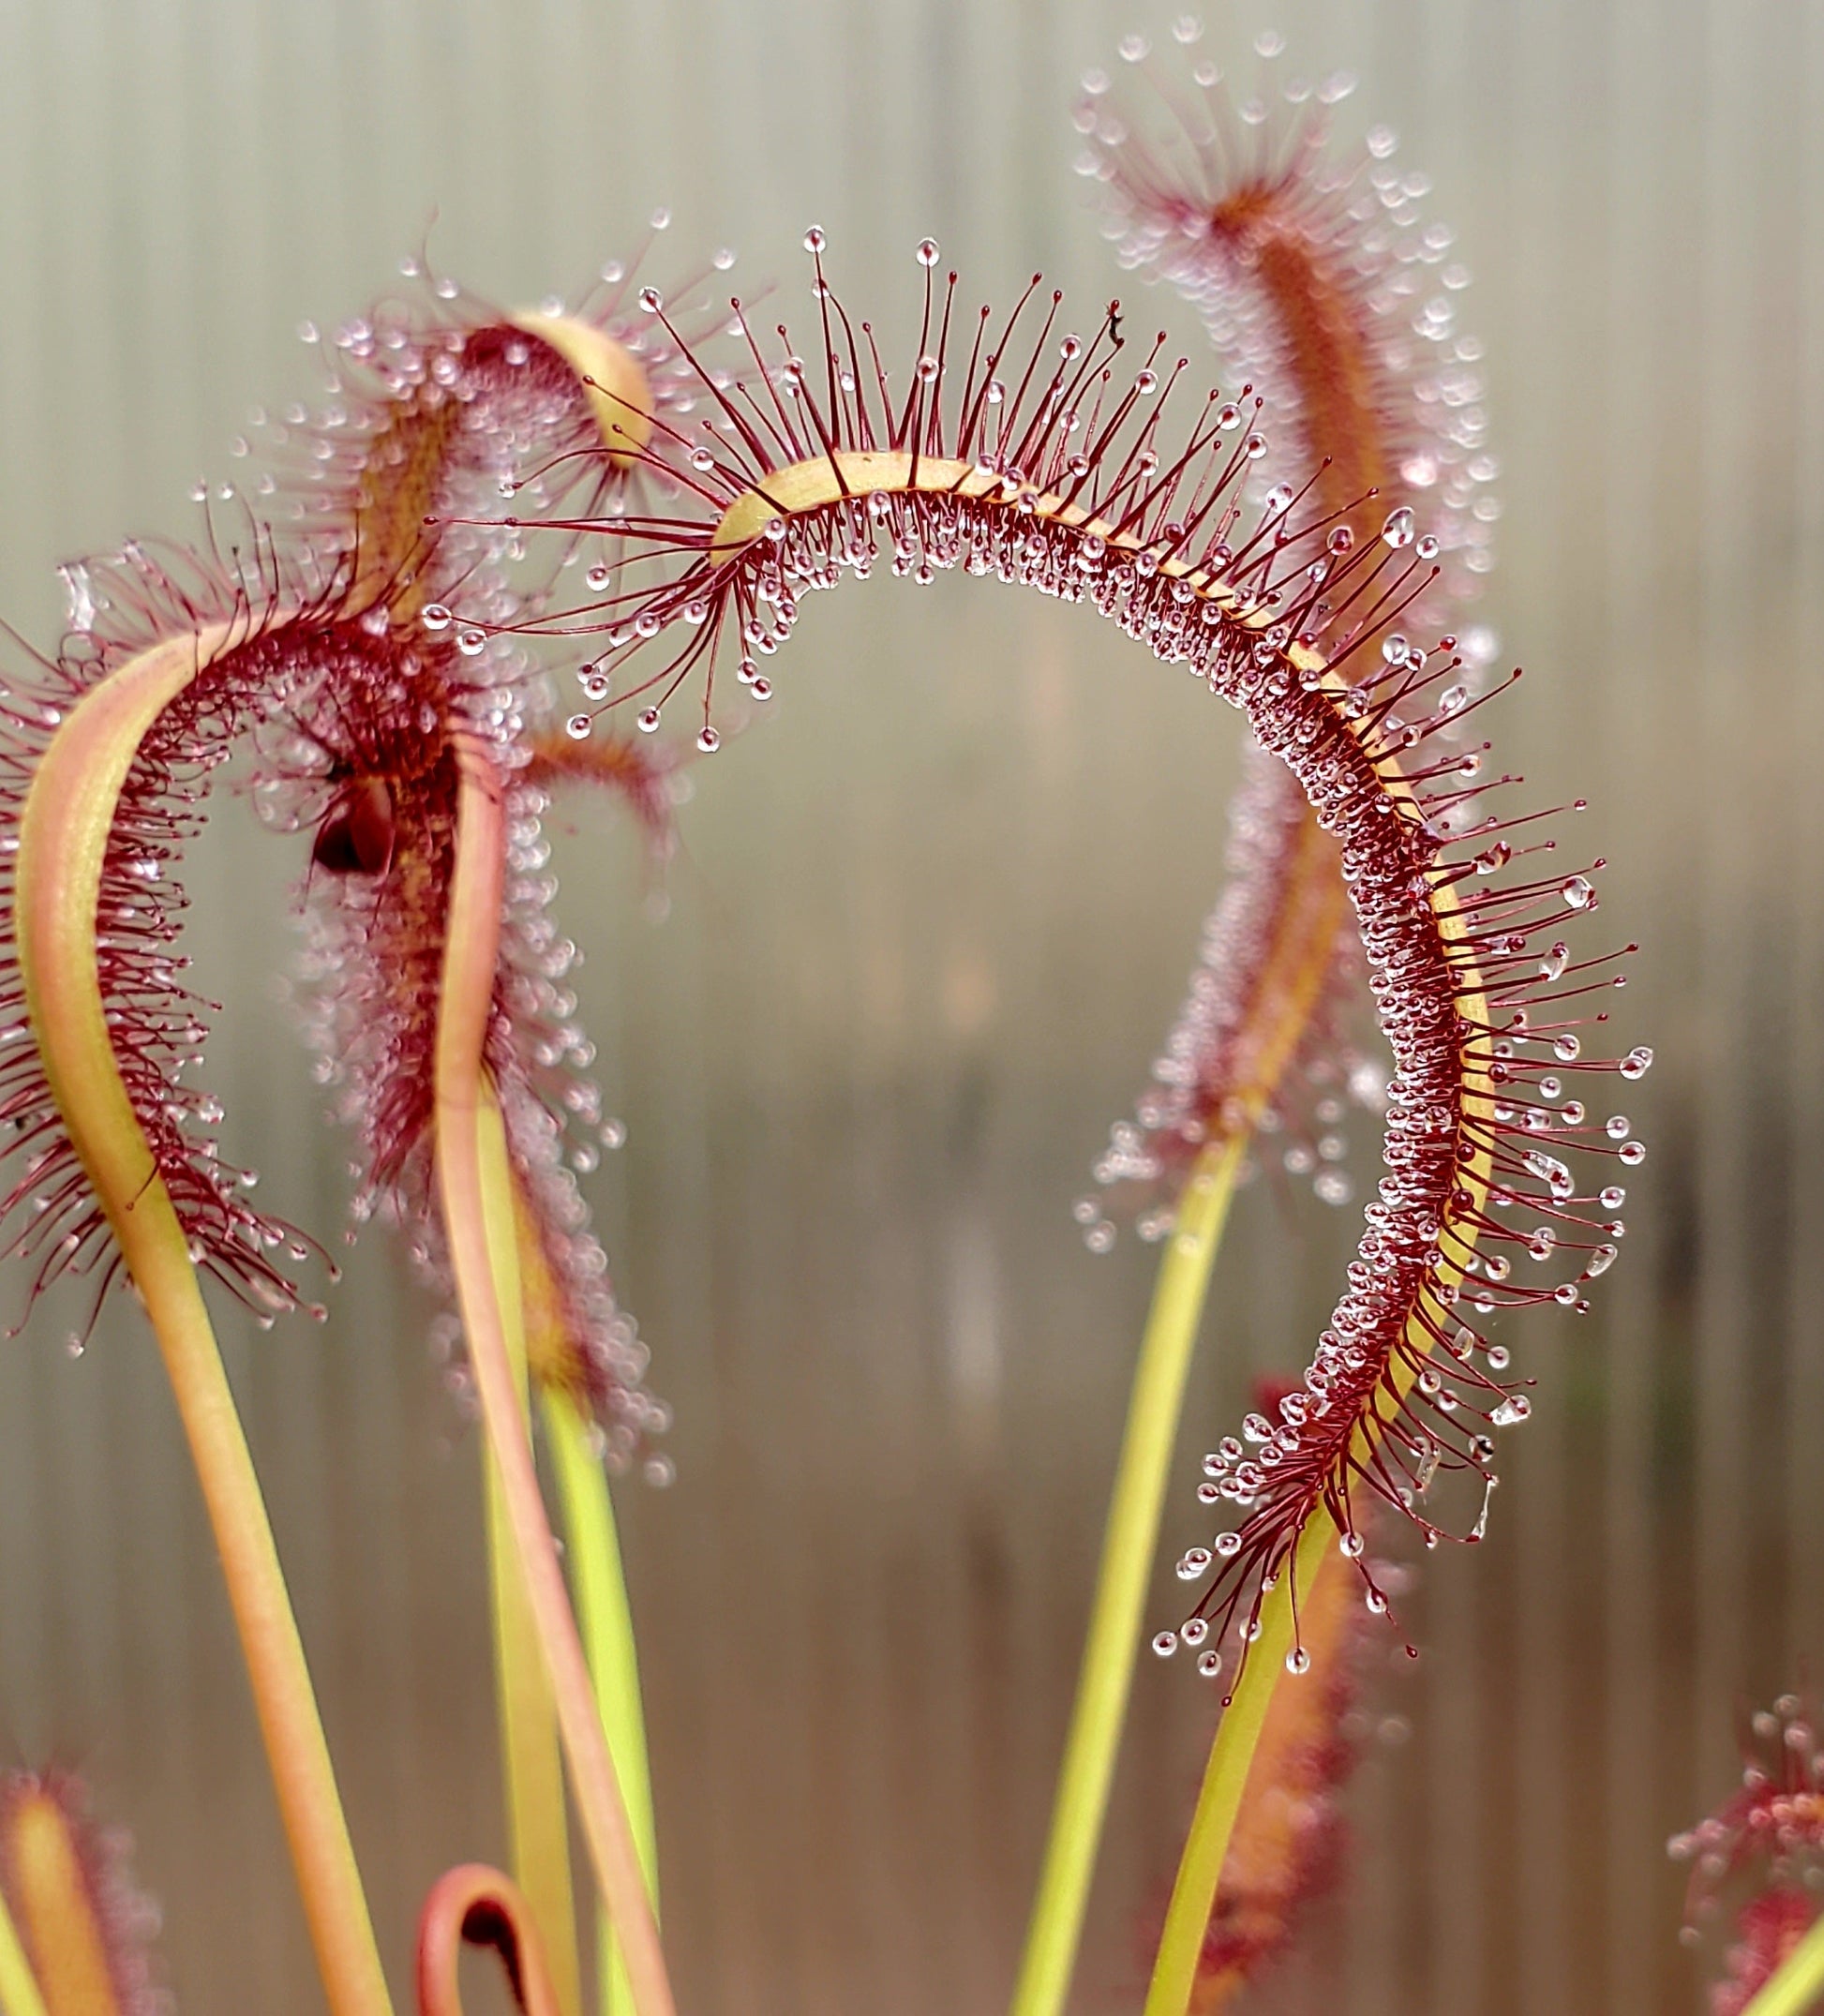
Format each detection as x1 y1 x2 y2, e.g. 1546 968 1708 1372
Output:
432 738 675 2016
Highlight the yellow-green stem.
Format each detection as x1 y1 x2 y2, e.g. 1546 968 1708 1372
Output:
0 1888 47 2016
544 1392 659 2016
480 1164 583 2016
1742 1914 1824 2016
1143 1509 1336 2016
434 741 673 2016
137 1230 397 2016
1009 1137 1245 2016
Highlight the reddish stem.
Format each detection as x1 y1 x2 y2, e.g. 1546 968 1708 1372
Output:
431 738 674 2016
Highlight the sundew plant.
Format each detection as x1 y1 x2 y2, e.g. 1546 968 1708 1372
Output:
7 18 1788 2016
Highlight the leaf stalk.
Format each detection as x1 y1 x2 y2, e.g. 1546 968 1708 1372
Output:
480 1177 584 2016
1141 1510 1335 2016
0 1887 48 2016
1009 1136 1245 2016
433 739 673 2016
544 1391 659 2016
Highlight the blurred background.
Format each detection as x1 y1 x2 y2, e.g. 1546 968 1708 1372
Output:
0 0 1814 2009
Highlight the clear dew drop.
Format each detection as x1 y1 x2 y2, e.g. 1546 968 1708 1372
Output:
637 708 661 734
1152 1631 1177 1659
803 226 827 254
1621 1046 1654 1079
696 726 721 754
1286 1646 1311 1675
916 237 941 267
1561 874 1594 908
565 714 591 740
1381 506 1416 547
421 603 452 632
1197 1650 1223 1679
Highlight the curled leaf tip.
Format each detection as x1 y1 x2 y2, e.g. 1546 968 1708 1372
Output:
538 242 1644 1608
1 576 319 1325
1077 32 1498 601
510 313 654 470
416 1863 562 2016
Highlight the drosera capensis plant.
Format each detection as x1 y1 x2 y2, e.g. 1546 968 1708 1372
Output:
0 242 732 2012
0 97 1643 2016
1670 1694 1824 2016
477 223 1643 2012
1021 25 1512 2011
